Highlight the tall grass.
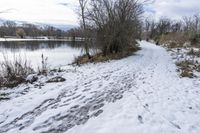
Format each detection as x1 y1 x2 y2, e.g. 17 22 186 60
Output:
0 54 34 88
38 54 48 75
0 53 51 88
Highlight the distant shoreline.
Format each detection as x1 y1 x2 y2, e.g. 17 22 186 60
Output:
0 38 76 42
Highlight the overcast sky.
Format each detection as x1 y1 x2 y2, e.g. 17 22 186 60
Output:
0 0 78 25
145 0 200 21
0 0 200 25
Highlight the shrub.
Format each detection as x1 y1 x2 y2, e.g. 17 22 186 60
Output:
189 37 199 46
0 55 34 88
176 60 199 78
87 0 143 56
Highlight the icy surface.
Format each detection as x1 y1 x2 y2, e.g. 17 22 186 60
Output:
0 41 200 133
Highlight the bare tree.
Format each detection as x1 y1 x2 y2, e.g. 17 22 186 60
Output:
193 14 200 34
16 28 26 38
144 18 151 33
171 21 182 33
183 14 200 38
87 0 144 55
22 24 39 37
143 13 200 45
157 18 171 35
78 0 91 58
143 17 154 40
2 21 17 36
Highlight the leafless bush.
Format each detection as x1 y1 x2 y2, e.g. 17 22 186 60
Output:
89 0 143 55
0 55 34 88
77 0 144 59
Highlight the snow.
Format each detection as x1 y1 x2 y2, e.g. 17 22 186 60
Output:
0 37 82 42
0 38 48 42
0 38 70 42
0 41 200 133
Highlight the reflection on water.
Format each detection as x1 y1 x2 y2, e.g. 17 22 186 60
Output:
0 41 84 68
0 41 84 52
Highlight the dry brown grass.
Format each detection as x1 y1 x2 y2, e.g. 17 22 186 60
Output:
179 69 194 78
176 60 200 78
159 32 200 48
159 33 189 48
0 55 34 88
189 37 200 47
73 46 141 65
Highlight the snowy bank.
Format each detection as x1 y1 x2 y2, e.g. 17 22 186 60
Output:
0 38 71 42
0 41 200 133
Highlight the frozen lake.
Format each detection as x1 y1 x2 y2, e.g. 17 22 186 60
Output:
0 41 83 69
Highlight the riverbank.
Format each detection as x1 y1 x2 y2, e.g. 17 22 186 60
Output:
0 41 200 133
73 46 140 65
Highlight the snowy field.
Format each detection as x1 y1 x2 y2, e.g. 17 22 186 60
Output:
0 41 200 133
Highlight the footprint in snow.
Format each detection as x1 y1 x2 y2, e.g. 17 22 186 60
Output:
138 115 143 124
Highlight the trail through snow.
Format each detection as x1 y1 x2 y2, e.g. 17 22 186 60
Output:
0 41 200 133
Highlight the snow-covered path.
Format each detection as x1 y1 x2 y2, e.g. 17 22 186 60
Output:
0 41 200 133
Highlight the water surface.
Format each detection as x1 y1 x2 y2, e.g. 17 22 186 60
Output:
0 41 83 69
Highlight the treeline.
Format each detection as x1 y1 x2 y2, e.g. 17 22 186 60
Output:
143 14 200 46
0 21 67 38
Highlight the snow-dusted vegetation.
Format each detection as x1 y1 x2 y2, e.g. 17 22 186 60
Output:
168 47 200 78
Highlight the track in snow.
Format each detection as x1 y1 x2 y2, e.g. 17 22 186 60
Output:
0 41 200 133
